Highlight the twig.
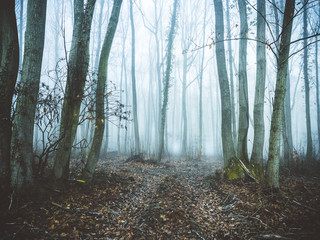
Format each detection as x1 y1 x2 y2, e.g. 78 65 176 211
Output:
250 205 262 218
8 192 14 211
51 201 69 211
256 233 292 239
292 200 317 212
236 157 259 183
249 216 270 229
303 186 313 195
192 229 206 240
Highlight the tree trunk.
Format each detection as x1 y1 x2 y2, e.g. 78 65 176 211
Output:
251 0 266 177
82 0 122 183
316 35 320 155
237 0 249 163
118 23 128 154
129 0 140 155
198 0 207 158
282 68 293 165
0 1 19 190
53 0 96 181
156 0 179 162
181 52 188 157
226 0 237 149
267 0 295 188
303 0 312 160
18 0 23 77
213 0 241 179
10 0 47 192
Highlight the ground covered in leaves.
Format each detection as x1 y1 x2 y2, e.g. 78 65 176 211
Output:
1 154 320 239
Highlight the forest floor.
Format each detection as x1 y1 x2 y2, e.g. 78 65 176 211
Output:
1 153 320 240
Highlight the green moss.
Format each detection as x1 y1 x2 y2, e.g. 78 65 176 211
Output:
224 157 245 180
248 163 265 183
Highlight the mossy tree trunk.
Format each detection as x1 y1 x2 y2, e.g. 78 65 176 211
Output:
267 0 295 188
0 1 19 190
156 0 179 162
10 0 47 192
82 0 123 183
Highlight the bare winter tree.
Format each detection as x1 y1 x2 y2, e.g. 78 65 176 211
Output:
82 0 123 183
302 0 313 160
237 0 249 163
129 0 140 155
213 0 241 179
267 0 295 188
251 0 266 176
53 0 96 182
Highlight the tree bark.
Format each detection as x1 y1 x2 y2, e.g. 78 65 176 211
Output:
129 0 140 155
316 35 320 155
181 52 188 157
10 0 47 191
213 0 243 180
53 0 96 181
251 0 266 176
267 0 295 188
198 0 207 159
303 0 312 160
237 0 249 163
226 0 237 149
0 1 19 189
156 0 179 162
82 0 123 183
282 68 293 165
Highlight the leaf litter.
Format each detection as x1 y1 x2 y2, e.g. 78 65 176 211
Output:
1 155 320 239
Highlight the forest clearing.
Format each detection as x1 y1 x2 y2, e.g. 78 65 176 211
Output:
1 154 320 239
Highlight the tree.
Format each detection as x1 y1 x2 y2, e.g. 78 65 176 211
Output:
251 0 266 176
180 0 197 157
267 0 295 188
303 0 313 160
53 0 96 181
198 0 208 158
226 0 237 149
237 0 249 163
0 0 19 189
156 0 179 162
82 0 123 183
316 2 320 155
10 0 47 191
283 68 293 165
129 0 140 155
213 0 242 179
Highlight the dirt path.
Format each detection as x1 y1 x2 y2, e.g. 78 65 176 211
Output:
1 155 320 239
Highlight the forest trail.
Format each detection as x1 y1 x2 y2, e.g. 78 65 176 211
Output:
1 155 320 239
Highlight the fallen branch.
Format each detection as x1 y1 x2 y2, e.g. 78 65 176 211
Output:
236 157 259 183
51 201 69 211
256 234 292 239
249 216 270 229
292 200 317 212
192 229 206 240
